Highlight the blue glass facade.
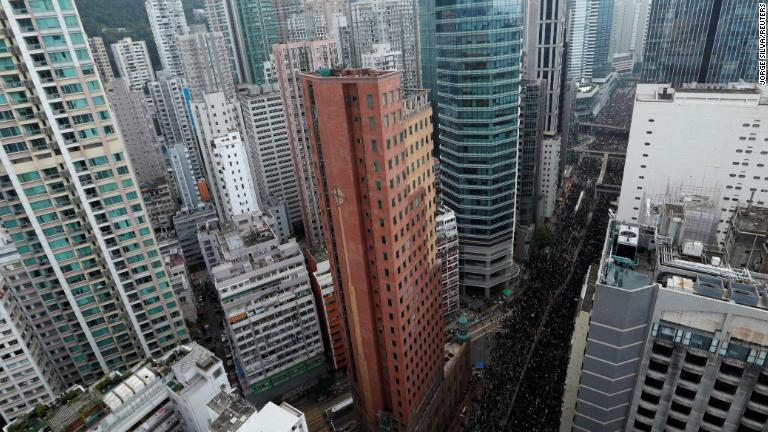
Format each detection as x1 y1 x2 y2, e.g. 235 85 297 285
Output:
641 0 758 85
433 0 523 296
232 0 278 84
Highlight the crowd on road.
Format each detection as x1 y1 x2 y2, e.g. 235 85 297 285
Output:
593 81 637 127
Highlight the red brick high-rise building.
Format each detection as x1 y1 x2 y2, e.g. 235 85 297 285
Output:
301 69 444 431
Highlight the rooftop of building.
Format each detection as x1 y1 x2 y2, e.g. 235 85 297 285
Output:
636 82 768 103
5 344 217 432
732 207 768 235
208 392 257 432
305 67 399 80
599 218 768 310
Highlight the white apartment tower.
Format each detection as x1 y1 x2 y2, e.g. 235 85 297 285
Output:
0 0 190 386
273 39 339 251
617 83 768 245
207 212 325 402
436 207 460 321
0 231 60 423
88 36 114 83
538 135 560 220
177 31 236 101
145 0 189 77
237 84 302 231
110 37 155 91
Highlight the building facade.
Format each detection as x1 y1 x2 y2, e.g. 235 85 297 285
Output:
309 257 348 371
0 230 60 423
273 39 339 251
617 83 768 245
525 0 566 133
230 0 279 84
349 0 421 89
178 31 236 102
640 0 758 86
106 78 166 186
0 0 190 385
517 79 545 226
302 69 443 431
435 0 524 297
207 212 325 403
566 217 768 432
110 37 155 91
204 0 245 83
436 207 460 322
145 0 189 77
88 36 114 83
237 84 302 231
538 135 560 221
567 0 613 82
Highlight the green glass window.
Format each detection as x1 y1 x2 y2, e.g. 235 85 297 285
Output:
43 34 66 47
1 126 22 138
4 142 28 153
36 17 60 30
18 170 41 182
97 182 117 193
30 199 52 210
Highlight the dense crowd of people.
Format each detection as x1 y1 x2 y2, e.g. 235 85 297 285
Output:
602 157 626 186
593 81 637 127
586 134 628 153
464 156 615 430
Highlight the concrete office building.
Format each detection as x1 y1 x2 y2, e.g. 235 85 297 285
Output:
565 216 768 432
525 0 566 133
640 0 758 86
88 36 114 83
141 181 177 234
309 257 348 371
360 43 403 73
286 11 328 41
538 135 560 220
145 0 189 78
206 212 325 403
164 250 196 323
0 0 190 385
237 84 302 231
178 31 236 101
203 0 245 83
349 0 421 89
106 78 166 186
0 231 60 423
518 79 546 226
4 343 301 432
168 144 201 210
435 0 524 297
617 83 768 245
273 38 339 251
302 69 444 431
110 37 155 91
437 207 460 321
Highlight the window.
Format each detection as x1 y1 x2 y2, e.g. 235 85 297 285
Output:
369 116 375 129
366 94 373 108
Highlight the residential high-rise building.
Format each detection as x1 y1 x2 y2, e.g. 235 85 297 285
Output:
88 36 114 83
437 207 460 322
204 0 246 83
349 0 421 89
145 0 189 77
567 0 614 82
273 39 339 251
272 0 303 42
106 78 166 186
302 69 443 431
640 0 758 85
360 43 403 73
178 31 236 101
111 37 155 91
616 83 768 245
237 84 302 231
517 79 545 226
435 0 524 297
538 134 560 220
173 204 217 267
0 230 60 423
0 0 190 385
204 212 325 403
525 0 566 133
564 216 768 432
191 92 257 220
230 0 279 84
145 71 204 184
285 11 328 41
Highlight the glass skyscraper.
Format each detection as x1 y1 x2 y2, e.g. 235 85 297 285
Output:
433 0 524 297
641 0 758 85
230 0 279 84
